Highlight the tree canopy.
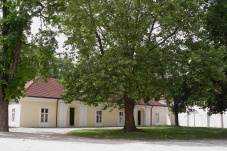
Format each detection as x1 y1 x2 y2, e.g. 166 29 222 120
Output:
164 0 227 122
61 0 205 131
0 0 64 131
203 0 227 114
206 0 227 46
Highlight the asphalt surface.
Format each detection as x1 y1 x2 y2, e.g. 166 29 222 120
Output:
0 128 227 151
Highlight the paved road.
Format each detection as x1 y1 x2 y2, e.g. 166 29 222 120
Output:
0 128 227 151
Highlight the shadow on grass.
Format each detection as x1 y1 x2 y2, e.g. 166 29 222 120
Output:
68 126 227 140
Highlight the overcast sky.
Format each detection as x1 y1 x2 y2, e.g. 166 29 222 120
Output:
31 17 66 54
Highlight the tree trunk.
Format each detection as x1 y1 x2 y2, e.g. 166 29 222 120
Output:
173 98 179 126
0 85 9 132
174 109 179 126
0 0 10 132
123 96 138 132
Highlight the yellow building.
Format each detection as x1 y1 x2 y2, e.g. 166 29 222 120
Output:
9 77 171 128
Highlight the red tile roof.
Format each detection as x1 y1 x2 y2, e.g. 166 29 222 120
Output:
138 99 167 107
25 77 63 99
24 77 167 107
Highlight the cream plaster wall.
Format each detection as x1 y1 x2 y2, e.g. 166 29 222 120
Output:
86 105 168 127
102 108 119 126
152 106 167 125
86 106 97 127
144 107 152 126
20 98 57 127
86 106 121 127
12 97 170 128
58 101 68 127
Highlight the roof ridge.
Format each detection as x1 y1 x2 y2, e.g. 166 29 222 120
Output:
25 77 63 99
25 77 39 91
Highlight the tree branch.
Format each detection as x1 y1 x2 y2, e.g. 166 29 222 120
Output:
86 2 105 56
94 31 104 55
146 16 157 47
12 27 23 76
157 27 179 45
149 26 180 51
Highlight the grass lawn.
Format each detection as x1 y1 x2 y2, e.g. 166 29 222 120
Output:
68 126 227 140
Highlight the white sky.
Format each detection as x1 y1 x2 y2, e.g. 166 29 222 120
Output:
31 17 66 54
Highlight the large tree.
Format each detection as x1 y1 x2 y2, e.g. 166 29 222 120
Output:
167 41 227 125
0 0 64 132
206 0 227 46
152 0 227 125
147 40 193 126
62 0 204 132
166 77 192 126
201 0 227 114
164 0 227 125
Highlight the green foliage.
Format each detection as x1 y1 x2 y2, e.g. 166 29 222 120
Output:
166 41 227 115
171 44 227 103
48 56 74 79
0 0 65 102
199 0 227 114
165 0 227 115
206 0 227 46
62 0 205 108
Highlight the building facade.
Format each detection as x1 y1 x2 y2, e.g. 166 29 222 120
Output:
8 77 170 128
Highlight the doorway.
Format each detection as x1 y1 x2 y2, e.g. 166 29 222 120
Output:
69 108 75 126
138 110 141 125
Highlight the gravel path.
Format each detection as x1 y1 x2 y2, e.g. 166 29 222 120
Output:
0 128 227 151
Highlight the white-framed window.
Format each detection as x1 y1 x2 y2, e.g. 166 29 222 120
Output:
155 112 160 125
41 108 49 123
12 109 15 122
96 111 102 123
119 111 124 124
